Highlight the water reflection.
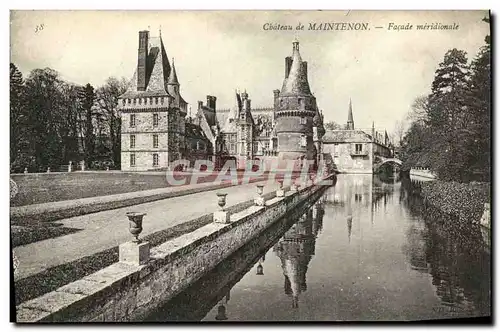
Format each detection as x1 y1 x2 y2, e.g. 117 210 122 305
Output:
273 198 325 308
144 189 327 322
145 174 490 322
400 177 491 317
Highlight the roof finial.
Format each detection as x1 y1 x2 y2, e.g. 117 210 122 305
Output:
292 35 299 51
147 25 150 31
159 25 162 37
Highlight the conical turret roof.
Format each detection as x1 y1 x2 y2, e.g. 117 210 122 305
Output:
167 58 179 85
281 41 312 96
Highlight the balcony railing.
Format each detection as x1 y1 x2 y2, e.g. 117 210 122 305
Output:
351 150 369 156
255 150 278 156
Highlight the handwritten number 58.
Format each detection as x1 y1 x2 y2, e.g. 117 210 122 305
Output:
35 24 44 33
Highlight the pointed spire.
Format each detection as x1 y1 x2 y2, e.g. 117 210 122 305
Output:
347 98 354 130
231 89 240 119
167 57 179 85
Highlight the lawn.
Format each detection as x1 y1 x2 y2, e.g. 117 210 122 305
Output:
9 170 290 207
9 171 237 207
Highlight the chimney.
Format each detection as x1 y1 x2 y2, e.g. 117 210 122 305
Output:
137 30 149 91
198 101 203 110
206 95 217 110
285 56 293 78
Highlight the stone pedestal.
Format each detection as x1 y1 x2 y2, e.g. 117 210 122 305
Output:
254 197 265 206
119 241 150 265
276 189 285 197
214 210 230 224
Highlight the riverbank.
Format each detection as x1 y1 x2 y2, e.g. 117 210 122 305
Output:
420 180 490 224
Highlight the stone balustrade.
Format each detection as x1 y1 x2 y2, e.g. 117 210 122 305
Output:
16 173 333 323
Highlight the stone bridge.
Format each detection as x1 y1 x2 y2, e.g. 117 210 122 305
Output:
373 156 402 172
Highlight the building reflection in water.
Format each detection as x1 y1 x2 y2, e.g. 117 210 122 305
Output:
273 198 325 308
324 174 395 243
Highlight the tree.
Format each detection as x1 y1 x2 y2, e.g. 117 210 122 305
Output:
10 63 27 168
78 83 96 167
24 68 67 169
425 49 472 181
59 82 83 164
324 121 343 130
393 119 406 148
464 16 491 181
95 77 129 166
408 95 429 125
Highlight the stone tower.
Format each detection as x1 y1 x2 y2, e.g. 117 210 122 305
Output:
118 30 188 171
274 39 318 160
237 90 254 160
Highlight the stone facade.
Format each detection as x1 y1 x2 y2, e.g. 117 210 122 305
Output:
119 30 206 171
119 33 325 171
322 102 393 173
273 40 324 162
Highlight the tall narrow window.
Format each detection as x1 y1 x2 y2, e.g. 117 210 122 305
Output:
153 153 159 167
355 144 363 153
153 134 158 148
130 114 136 127
130 135 136 148
153 113 159 127
130 153 136 167
300 135 307 147
300 117 306 125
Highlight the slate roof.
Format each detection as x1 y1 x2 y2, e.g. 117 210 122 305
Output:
323 130 372 143
120 35 186 105
185 122 209 140
281 42 312 97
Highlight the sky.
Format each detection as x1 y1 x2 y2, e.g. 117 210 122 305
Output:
10 10 489 134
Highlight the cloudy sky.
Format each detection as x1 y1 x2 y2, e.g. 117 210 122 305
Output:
10 10 489 133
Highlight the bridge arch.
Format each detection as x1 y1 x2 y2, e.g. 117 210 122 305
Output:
373 157 402 172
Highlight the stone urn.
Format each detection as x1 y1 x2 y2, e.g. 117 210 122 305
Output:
256 184 264 197
216 192 227 211
256 263 264 275
126 212 146 243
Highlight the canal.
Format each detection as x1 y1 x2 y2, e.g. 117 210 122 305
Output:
145 174 491 322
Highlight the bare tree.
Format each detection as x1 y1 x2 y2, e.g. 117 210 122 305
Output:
408 95 429 124
393 119 406 148
95 77 129 166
